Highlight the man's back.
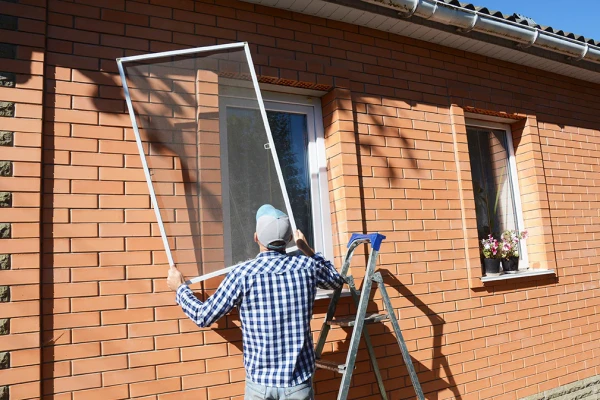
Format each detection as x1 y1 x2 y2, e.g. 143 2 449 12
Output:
239 251 321 387
175 251 344 387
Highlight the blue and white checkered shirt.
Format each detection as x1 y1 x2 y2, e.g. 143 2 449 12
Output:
175 251 344 387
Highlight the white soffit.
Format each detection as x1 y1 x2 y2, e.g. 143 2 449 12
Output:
242 0 600 85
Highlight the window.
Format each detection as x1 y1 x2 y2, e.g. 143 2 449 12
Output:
220 92 332 266
466 121 529 269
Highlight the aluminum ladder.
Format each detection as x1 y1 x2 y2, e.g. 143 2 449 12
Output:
314 233 425 400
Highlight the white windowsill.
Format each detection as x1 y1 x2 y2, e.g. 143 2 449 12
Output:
480 269 556 283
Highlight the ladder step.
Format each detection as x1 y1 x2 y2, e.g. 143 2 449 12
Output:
315 358 347 374
327 313 388 327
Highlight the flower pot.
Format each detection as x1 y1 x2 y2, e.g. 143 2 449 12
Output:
483 258 501 276
502 257 519 274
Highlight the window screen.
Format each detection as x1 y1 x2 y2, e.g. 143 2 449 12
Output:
119 45 295 279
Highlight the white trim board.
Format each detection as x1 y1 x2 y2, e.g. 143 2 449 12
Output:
481 269 555 283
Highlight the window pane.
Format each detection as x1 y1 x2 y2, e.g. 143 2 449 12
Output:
267 111 313 249
467 128 518 240
225 108 313 264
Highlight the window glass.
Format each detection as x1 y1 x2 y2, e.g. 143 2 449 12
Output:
267 111 313 248
466 128 518 241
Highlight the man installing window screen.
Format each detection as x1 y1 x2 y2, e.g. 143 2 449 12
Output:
167 204 344 400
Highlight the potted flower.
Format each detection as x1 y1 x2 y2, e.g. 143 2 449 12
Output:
500 230 528 274
481 234 501 276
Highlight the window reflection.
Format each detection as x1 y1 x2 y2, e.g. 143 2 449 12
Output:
225 108 313 264
466 128 518 240
267 111 313 249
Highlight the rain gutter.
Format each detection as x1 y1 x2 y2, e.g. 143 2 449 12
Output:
361 0 600 64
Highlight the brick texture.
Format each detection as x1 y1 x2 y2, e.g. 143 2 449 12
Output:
1 0 599 399
0 1 46 400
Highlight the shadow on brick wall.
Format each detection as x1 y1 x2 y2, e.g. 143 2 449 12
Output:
380 269 462 400
315 269 462 400
34 50 231 397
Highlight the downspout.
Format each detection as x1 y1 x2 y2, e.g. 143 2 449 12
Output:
362 0 600 65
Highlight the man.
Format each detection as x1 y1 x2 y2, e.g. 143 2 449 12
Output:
167 204 345 400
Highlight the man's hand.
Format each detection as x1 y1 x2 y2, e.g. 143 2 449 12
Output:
295 230 315 257
167 265 185 292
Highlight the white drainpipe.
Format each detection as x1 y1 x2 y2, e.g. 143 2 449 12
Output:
362 0 600 64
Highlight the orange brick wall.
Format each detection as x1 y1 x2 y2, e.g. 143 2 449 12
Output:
1 0 599 399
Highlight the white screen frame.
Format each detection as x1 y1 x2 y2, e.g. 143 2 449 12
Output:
116 42 297 283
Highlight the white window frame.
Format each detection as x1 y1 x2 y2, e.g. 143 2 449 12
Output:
465 119 529 271
218 92 333 264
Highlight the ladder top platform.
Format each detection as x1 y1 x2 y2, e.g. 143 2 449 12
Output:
347 233 386 251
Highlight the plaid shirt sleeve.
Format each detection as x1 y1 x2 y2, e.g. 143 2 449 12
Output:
175 271 242 328
313 253 345 290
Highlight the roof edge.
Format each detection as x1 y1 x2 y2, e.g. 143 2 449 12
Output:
361 0 600 66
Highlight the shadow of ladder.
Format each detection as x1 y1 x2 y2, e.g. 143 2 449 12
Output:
314 233 425 400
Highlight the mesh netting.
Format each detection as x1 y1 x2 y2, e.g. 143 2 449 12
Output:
121 46 294 278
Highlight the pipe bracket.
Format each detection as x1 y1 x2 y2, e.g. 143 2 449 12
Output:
395 0 420 18
570 43 589 61
517 28 539 49
457 13 478 33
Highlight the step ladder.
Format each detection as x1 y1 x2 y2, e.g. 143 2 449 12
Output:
315 233 425 400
